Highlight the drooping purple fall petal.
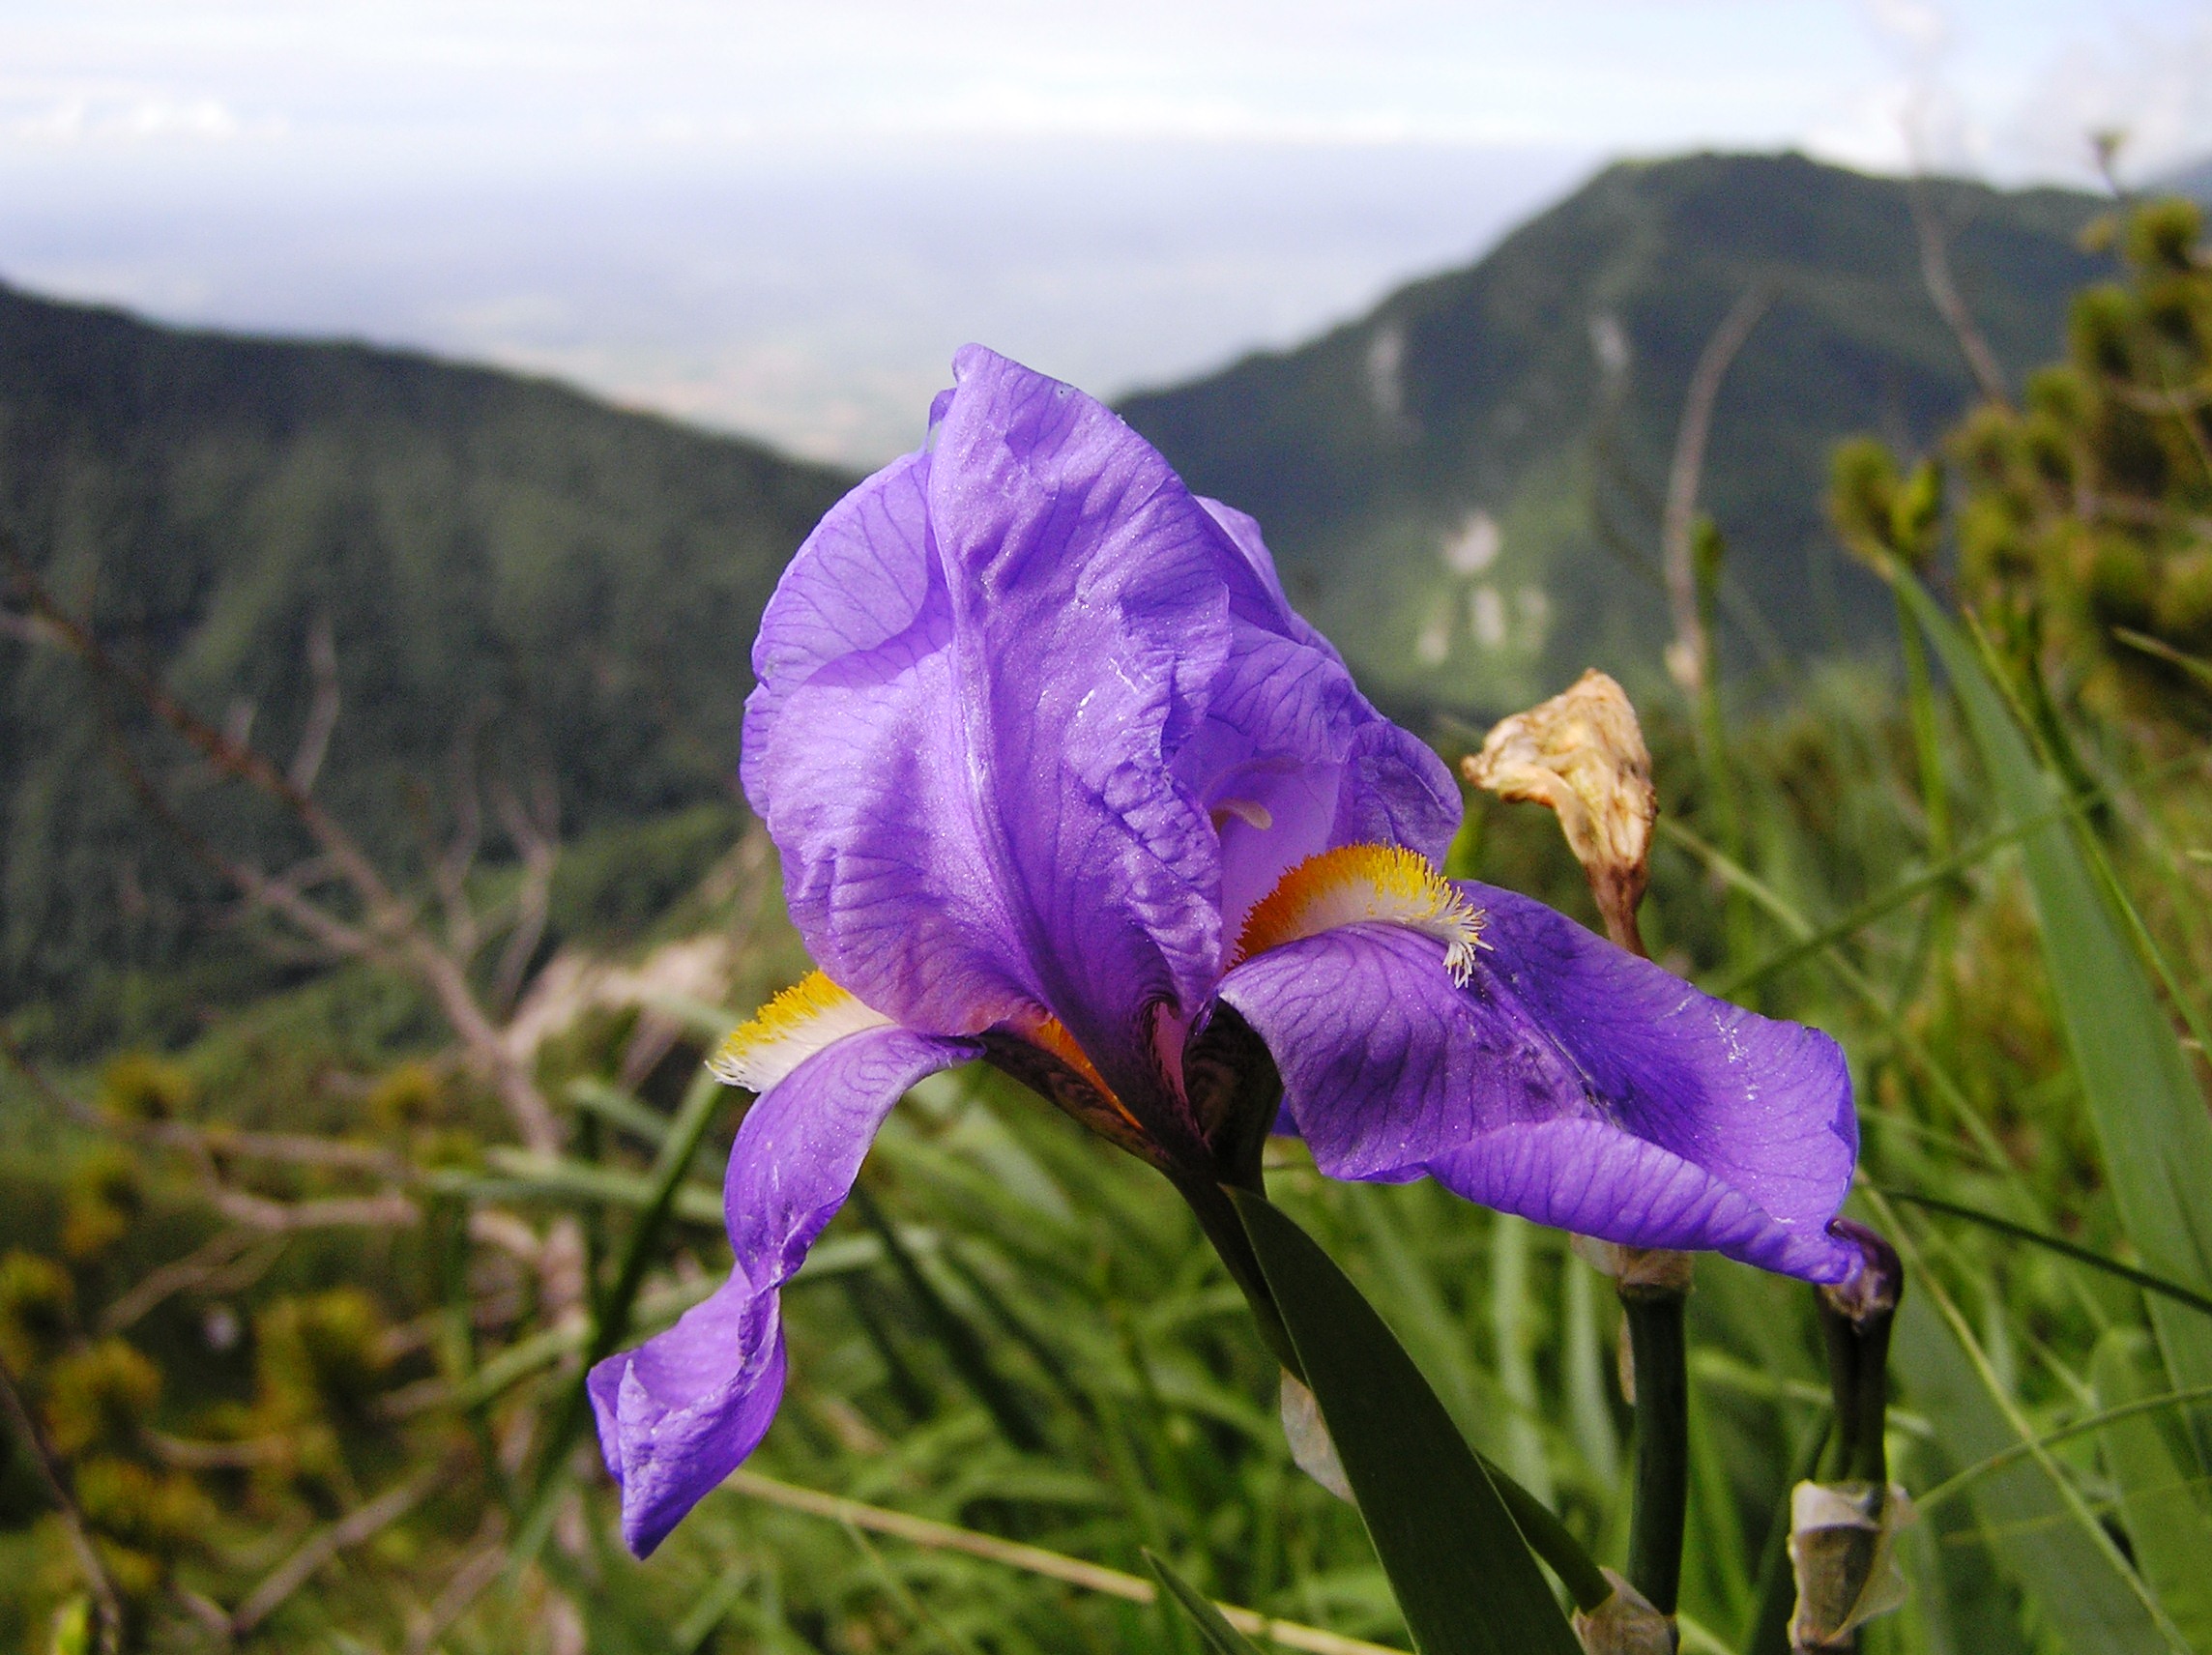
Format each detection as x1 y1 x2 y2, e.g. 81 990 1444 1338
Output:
588 1025 978 1554
1218 882 1859 1281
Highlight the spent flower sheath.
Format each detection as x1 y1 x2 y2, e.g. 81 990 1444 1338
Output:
589 346 1861 1556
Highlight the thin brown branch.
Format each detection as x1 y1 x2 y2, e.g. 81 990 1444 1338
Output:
2084 489 2212 541
229 1461 446 1635
434 719 483 961
0 607 58 645
0 1359 125 1655
1662 282 1771 695
490 776 558 1015
101 1229 261 1334
2108 375 2212 416
205 1185 421 1234
147 1431 293 1470
1908 179 2011 409
92 712 378 962
180 1123 408 1176
255 852 342 913
403 1529 507 1655
4 543 401 914
7 1028 417 1277
171 1585 234 1644
6 541 564 1153
287 612 339 795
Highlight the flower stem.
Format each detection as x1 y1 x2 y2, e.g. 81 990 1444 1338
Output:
1172 1173 1303 1375
1623 1285 1690 1617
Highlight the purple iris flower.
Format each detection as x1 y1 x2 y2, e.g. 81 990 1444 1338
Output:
590 346 1858 1555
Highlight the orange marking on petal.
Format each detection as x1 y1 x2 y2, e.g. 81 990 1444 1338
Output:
1013 1009 1113 1097
1007 1007 1148 1131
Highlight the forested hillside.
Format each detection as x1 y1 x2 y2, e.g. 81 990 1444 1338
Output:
0 285 852 1037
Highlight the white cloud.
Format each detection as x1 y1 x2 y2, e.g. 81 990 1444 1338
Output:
1 0 2205 461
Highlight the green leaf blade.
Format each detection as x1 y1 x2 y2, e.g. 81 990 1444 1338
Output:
1896 575 2212 1427
2092 1328 2212 1648
1891 1292 2170 1653
1143 1551 1266 1655
1230 1188 1579 1655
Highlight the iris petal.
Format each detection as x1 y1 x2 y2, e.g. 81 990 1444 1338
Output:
588 1024 979 1554
744 346 1456 1112
1217 884 1858 1282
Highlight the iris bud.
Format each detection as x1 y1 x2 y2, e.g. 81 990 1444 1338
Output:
1572 1569 1676 1655
1819 1220 1902 1327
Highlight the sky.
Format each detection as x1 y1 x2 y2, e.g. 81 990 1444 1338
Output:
2 0 2208 465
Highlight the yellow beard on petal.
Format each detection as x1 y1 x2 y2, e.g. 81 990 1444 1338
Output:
1233 844 1486 985
709 970 895 1092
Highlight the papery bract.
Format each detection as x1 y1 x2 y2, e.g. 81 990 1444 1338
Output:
590 345 1859 1555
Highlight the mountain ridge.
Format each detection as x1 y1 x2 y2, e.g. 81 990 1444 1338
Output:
1121 150 2110 712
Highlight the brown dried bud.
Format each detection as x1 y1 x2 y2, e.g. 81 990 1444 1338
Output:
1463 669 1657 953
1789 1481 1913 1650
1571 1569 1676 1655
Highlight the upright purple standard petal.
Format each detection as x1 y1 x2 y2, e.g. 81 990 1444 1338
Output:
745 346 1456 1116
1218 883 1858 1282
588 1026 977 1555
744 350 1232 1110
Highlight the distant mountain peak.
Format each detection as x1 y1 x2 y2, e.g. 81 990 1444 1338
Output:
1122 150 2110 716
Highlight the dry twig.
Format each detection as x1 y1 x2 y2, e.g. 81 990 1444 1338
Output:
725 1468 1401 1655
1908 179 2010 409
229 1460 448 1635
0 1359 126 1654
1661 282 1771 694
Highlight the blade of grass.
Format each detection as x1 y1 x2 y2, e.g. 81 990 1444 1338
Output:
840 1521 987 1655
1886 1190 2212 1318
475 1147 721 1226
2090 1328 2212 1645
849 1180 1048 1455
1869 1185 2189 1653
564 1077 672 1147
1895 572 2212 1446
1145 1552 1266 1655
1912 1380 2212 1512
2114 625 2212 691
510 1063 732 1576
1713 810 2052 1000
673 1563 754 1655
1660 818 2020 1181
1681 1378 1752 1635
1342 1183 1494 1457
1489 1214 1556 1507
